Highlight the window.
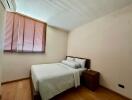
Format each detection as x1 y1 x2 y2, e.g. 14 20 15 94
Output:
4 12 46 53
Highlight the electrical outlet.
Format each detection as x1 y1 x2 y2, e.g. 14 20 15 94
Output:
118 84 125 88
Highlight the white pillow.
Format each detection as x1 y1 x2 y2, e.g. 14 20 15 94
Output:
67 57 74 61
75 58 86 68
62 60 81 69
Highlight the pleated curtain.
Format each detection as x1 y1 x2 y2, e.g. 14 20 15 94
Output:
4 12 46 53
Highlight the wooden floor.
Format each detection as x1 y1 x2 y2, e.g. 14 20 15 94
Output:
2 79 129 100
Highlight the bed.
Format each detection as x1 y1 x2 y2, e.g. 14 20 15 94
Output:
30 56 91 100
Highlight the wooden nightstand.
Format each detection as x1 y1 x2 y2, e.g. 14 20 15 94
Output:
81 70 100 91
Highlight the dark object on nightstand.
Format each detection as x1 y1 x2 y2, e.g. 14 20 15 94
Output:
81 70 100 91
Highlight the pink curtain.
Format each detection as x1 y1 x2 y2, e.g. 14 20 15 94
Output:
23 18 35 52
17 15 25 52
4 12 14 51
4 12 46 53
33 22 44 52
12 14 19 51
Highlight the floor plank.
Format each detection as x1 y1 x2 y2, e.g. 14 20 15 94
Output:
2 79 31 100
2 79 129 100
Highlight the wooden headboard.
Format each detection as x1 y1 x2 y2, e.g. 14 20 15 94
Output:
66 56 91 69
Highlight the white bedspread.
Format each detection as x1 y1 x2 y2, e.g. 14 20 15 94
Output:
31 63 86 100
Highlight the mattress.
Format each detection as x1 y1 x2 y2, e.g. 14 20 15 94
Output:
31 63 86 92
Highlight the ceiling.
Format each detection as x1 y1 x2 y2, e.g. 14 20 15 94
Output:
15 0 132 31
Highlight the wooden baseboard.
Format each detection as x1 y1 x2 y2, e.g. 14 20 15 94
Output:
100 85 131 100
1 77 30 85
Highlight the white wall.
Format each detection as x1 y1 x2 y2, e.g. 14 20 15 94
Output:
68 4 132 99
2 26 68 82
0 1 5 96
